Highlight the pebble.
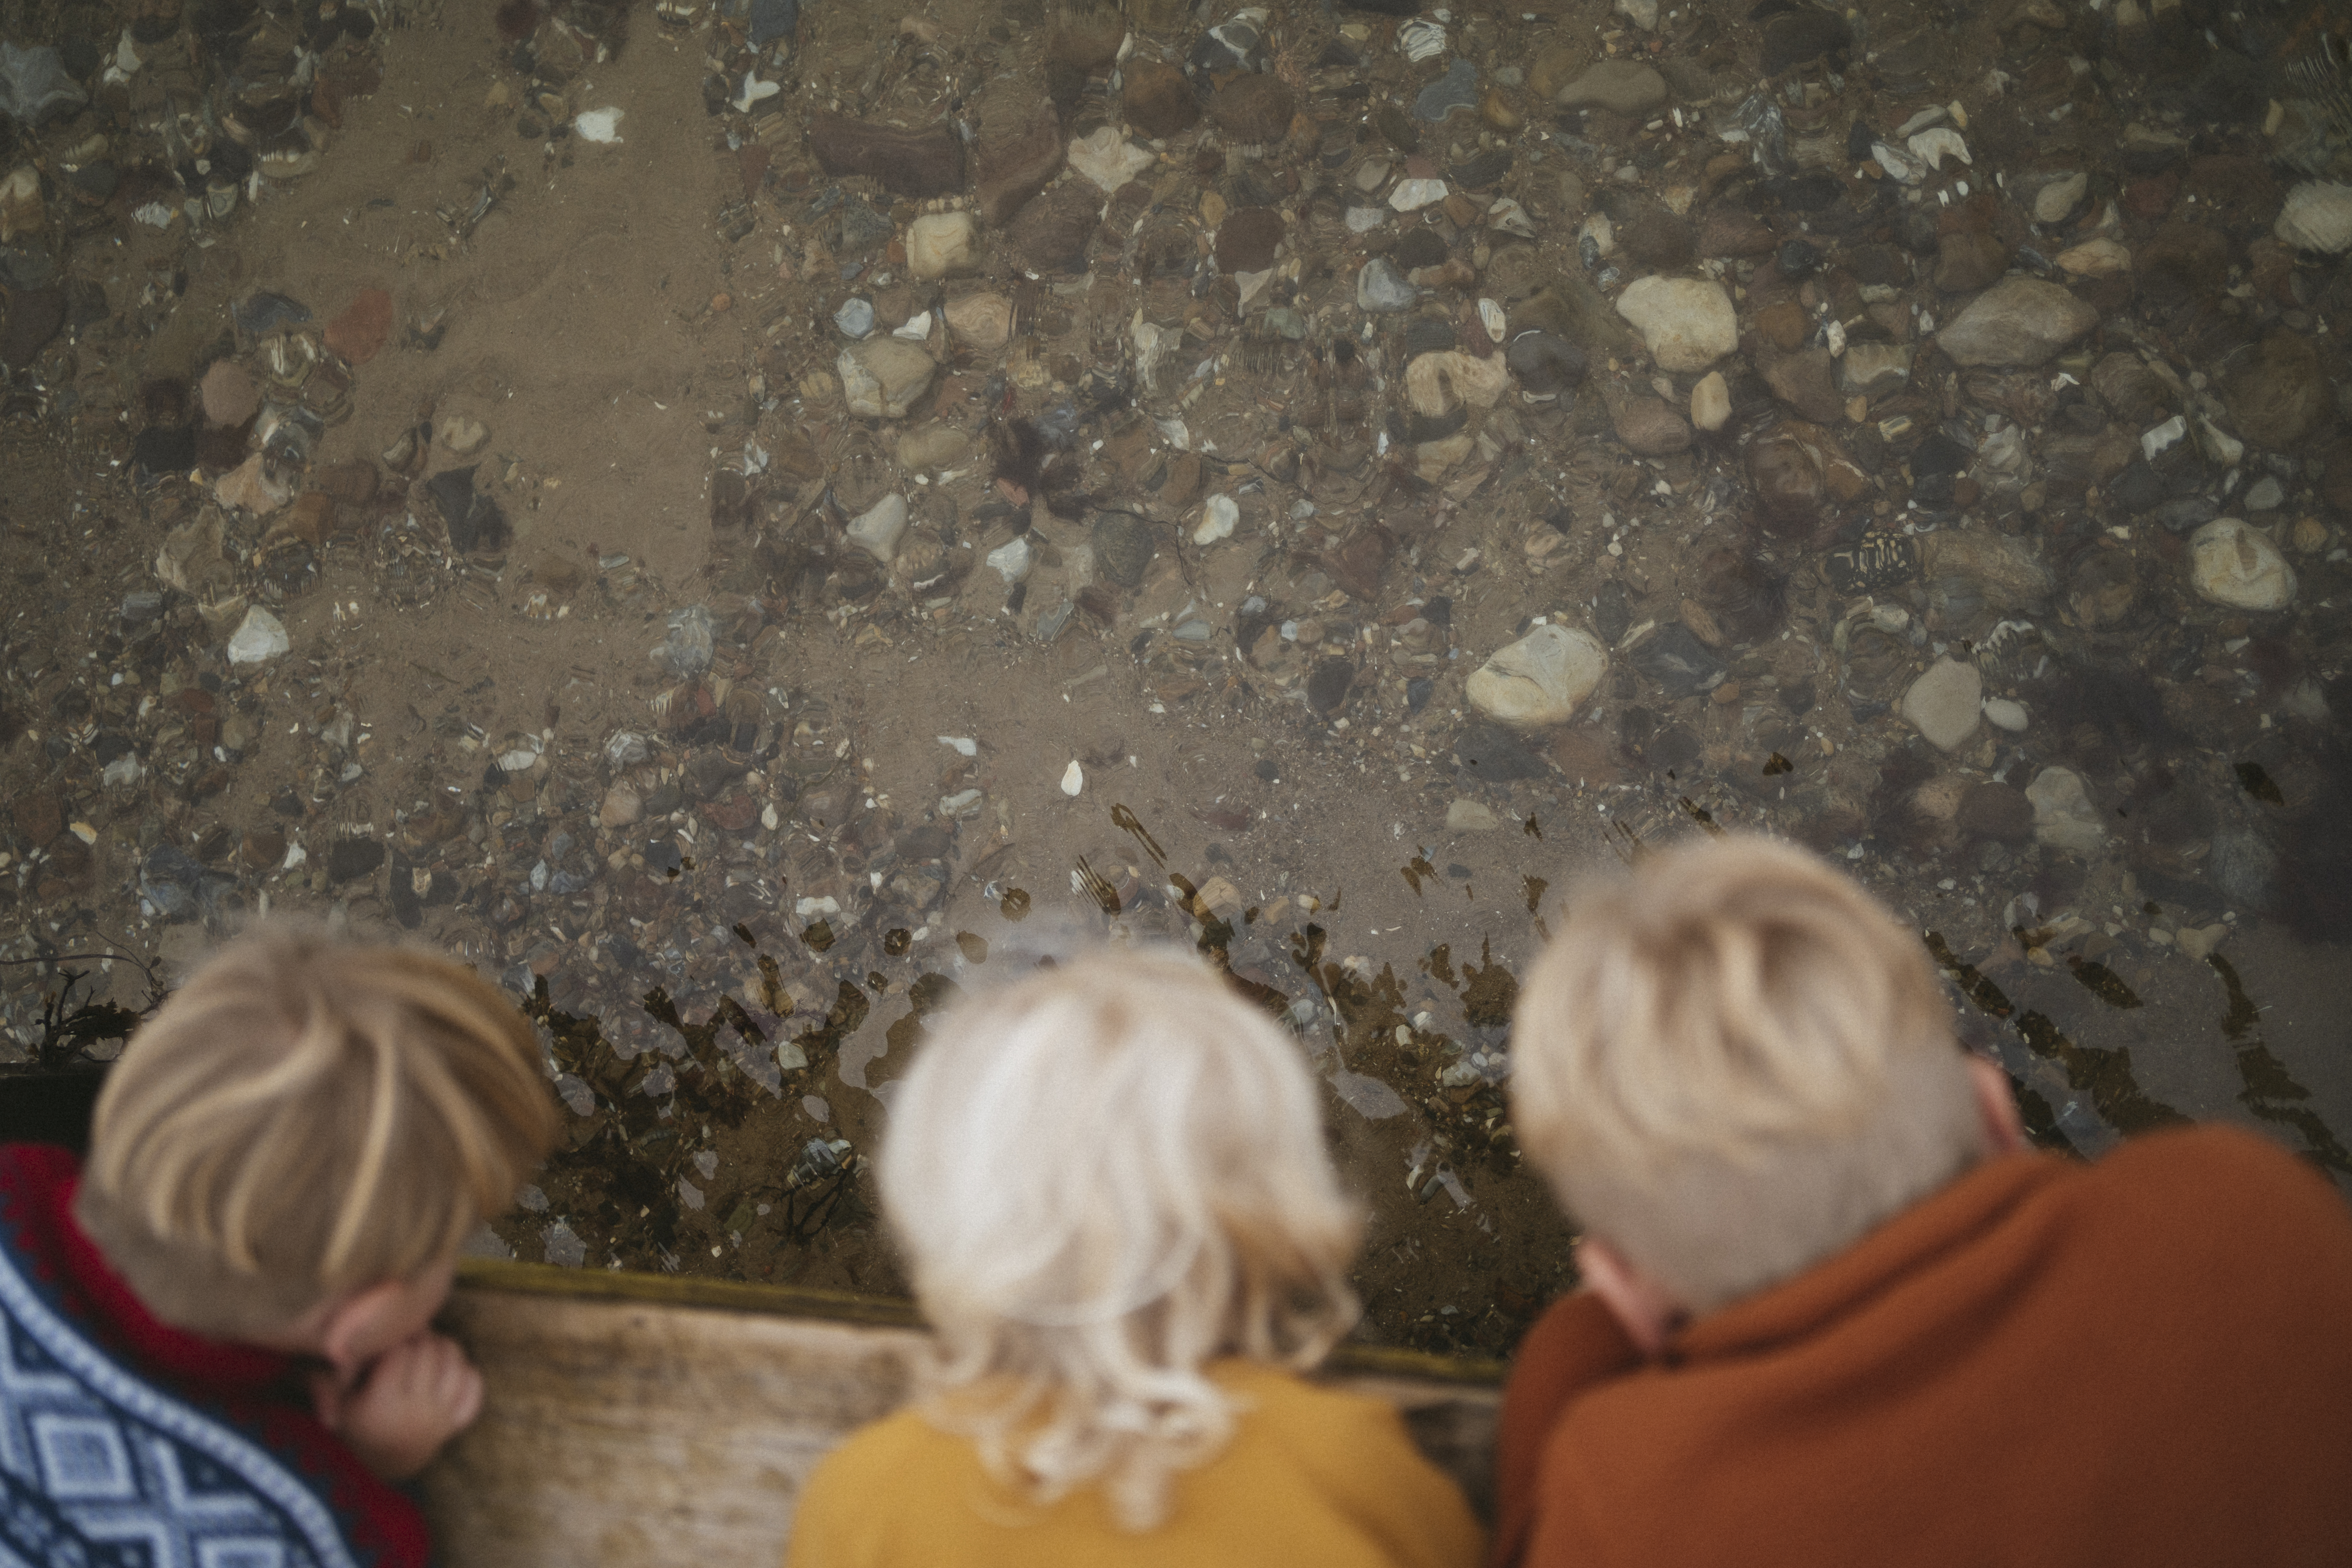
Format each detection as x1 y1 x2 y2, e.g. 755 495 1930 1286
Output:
1066 127 1154 194
906 212 976 278
1613 276 1737 372
1837 343 1911 397
1935 277 2099 368
2188 518 2296 612
1981 697 2029 732
439 415 489 456
1465 624 1606 730
894 423 969 470
2274 181 2352 254
2219 330 2327 451
832 297 877 339
837 339 934 418
1194 494 1240 545
1357 257 1417 313
2025 766 2105 855
1628 623 1725 698
943 292 1013 351
225 606 289 665
1060 760 1084 797
985 536 1033 584
2032 172 2087 224
1388 178 1449 213
1900 659 1983 752
1445 798 1502 832
846 493 908 564
1609 394 1691 457
1689 371 1731 432
1414 60 1478 123
1555 60 1667 115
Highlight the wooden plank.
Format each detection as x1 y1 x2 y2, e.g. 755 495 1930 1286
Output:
422 1260 1502 1566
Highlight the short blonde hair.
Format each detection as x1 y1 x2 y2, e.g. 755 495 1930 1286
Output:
879 948 1361 1531
1511 835 1985 1313
76 926 559 1340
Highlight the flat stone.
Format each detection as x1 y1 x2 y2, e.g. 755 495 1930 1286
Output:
1405 350 1510 416
837 338 934 419
1414 59 1478 122
1900 658 1983 751
1555 60 1667 115
2275 180 2352 254
2188 517 2296 611
2027 766 2105 854
1445 797 1501 831
1614 275 1737 371
1389 177 1449 212
1760 347 1843 423
1466 623 1607 729
906 211 976 278
1935 278 2098 368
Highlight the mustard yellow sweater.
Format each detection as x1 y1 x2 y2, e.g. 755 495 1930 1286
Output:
786 1359 1485 1568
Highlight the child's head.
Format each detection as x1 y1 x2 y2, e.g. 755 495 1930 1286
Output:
75 926 559 1345
879 947 1361 1529
1510 835 1987 1315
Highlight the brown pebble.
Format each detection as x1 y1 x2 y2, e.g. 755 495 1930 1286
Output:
710 291 732 312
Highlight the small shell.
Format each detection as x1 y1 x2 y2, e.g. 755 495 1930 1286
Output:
1397 18 1445 61
1477 298 1506 343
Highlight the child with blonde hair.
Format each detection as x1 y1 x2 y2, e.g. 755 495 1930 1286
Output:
0 926 558 1566
786 948 1483 1568
1493 834 2352 1568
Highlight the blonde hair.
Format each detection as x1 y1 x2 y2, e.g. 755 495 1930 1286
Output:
878 948 1362 1531
1510 835 1986 1314
76 926 559 1340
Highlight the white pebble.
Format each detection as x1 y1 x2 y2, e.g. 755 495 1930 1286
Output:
1060 760 1084 797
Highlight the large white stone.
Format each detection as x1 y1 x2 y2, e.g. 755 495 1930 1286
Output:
2032 171 2087 224
2026 766 2105 854
2189 517 2296 611
837 339 934 419
906 211 976 278
225 606 289 665
1465 624 1606 730
1901 659 1984 752
1614 276 1738 372
2275 180 2352 255
846 494 908 563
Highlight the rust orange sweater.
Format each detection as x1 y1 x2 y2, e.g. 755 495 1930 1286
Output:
1492 1127 2352 1568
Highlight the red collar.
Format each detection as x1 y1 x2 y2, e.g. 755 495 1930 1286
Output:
2 1143 305 1400
0 1143 431 1568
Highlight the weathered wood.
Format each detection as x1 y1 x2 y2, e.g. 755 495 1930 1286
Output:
422 1259 1502 1566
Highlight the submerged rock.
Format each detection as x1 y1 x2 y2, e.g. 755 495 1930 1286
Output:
1466 624 1606 730
2188 518 2296 611
1935 278 2098 367
1614 276 1737 371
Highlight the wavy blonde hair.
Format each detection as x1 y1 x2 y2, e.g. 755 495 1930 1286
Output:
1511 835 1986 1313
76 925 559 1339
879 948 1363 1531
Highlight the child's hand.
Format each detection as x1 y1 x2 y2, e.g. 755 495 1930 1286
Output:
308 1330 485 1481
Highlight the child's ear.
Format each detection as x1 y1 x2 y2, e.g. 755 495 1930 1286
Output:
316 1280 414 1378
